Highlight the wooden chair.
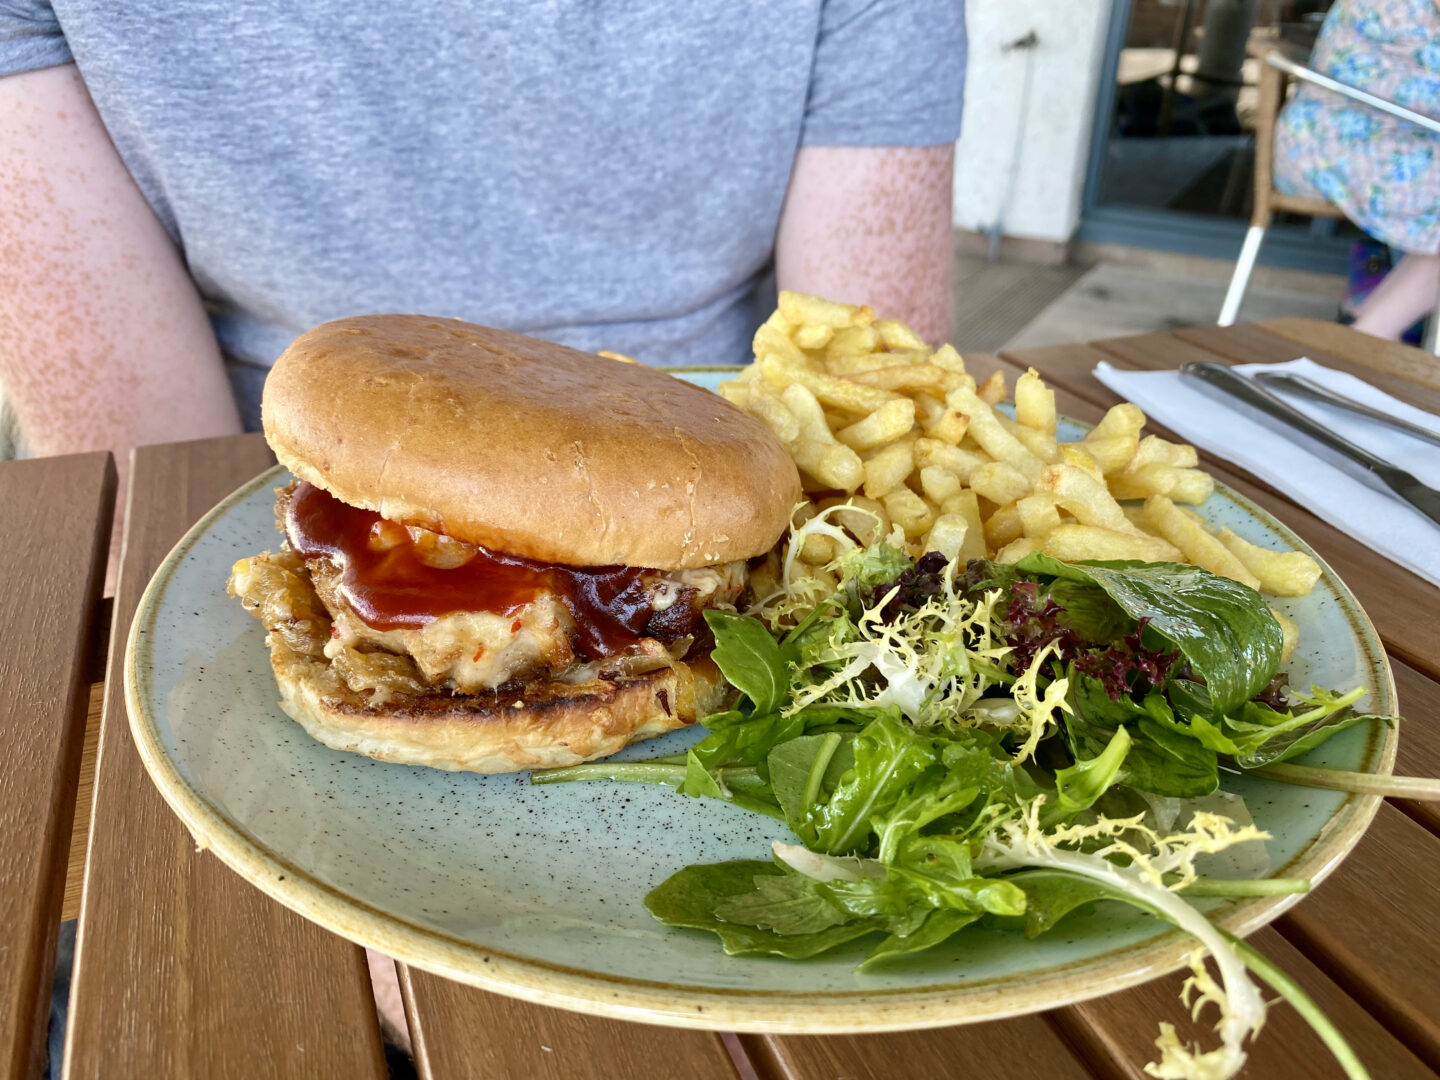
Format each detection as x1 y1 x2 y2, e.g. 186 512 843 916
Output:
1218 37 1440 351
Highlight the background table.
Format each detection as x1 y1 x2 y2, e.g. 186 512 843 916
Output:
3 320 1437 1079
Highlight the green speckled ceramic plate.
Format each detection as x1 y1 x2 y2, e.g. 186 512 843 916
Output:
125 369 1397 1033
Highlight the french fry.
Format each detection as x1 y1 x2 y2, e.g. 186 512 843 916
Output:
1217 528 1322 596
824 351 906 377
922 405 970 445
997 416 1060 464
1058 443 1106 483
1272 608 1300 664
946 387 1044 480
1107 463 1179 501
1015 368 1057 436
779 290 873 329
732 293 1316 584
716 380 750 408
968 461 1032 507
1167 468 1215 505
1125 434 1199 472
1040 524 1182 563
941 490 988 561
996 536 1043 564
983 502 1023 549
753 322 809 366
799 532 837 565
1088 402 1147 442
1085 434 1142 474
1040 464 1145 536
1142 496 1259 588
915 438 990 481
743 383 800 443
884 487 935 540
761 353 899 413
919 465 964 505
826 324 879 359
791 438 863 493
924 513 970 560
874 318 929 350
794 324 833 351
835 398 916 450
779 382 831 442
977 369 1007 405
862 440 916 499
929 343 967 375
849 364 965 394
822 496 890 547
1017 494 1061 538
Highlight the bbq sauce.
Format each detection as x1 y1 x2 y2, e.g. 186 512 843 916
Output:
284 482 658 659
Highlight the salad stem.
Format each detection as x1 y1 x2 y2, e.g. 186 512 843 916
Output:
1248 764 1440 801
1221 931 1371 1080
531 762 686 787
1178 877 1310 897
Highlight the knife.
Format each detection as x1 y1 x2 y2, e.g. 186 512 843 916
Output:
1179 361 1440 529
1252 369 1440 449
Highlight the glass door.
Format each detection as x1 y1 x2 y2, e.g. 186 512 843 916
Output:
1078 0 1357 271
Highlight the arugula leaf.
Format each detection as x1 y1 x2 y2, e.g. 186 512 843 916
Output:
808 711 944 855
1224 686 1379 766
1065 677 1219 799
768 733 854 843
1015 553 1282 715
1006 869 1122 938
703 609 789 715
1055 726 1132 814
682 749 724 799
872 770 986 863
712 870 851 935
644 861 878 958
858 908 982 969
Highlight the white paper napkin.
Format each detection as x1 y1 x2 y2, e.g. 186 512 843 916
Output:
1092 357 1440 587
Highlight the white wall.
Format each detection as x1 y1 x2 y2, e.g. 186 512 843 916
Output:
954 0 1114 244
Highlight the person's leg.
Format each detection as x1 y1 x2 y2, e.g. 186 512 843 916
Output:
1350 253 1440 341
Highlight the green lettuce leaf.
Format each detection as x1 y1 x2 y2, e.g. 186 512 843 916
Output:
644 861 877 959
1015 552 1282 715
703 609 789 715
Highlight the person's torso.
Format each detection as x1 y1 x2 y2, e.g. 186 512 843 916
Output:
57 1 829 367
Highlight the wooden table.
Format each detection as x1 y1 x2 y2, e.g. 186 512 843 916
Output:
4 320 1438 1080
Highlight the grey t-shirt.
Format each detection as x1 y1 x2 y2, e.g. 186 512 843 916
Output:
1 2 965 420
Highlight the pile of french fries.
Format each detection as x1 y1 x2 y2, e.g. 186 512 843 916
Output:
721 292 1322 608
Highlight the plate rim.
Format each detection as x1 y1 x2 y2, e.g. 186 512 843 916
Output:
123 417 1398 1034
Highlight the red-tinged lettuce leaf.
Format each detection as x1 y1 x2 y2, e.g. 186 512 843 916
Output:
1014 553 1282 716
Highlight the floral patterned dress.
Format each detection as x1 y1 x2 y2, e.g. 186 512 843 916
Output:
1274 0 1440 254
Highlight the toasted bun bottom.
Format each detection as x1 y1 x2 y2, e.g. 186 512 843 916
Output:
266 636 732 773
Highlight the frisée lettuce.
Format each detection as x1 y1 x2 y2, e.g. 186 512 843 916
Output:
534 538 1401 1079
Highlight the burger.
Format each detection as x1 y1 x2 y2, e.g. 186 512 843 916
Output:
227 315 801 773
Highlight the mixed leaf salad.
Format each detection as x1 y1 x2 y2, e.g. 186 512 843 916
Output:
535 510 1404 1079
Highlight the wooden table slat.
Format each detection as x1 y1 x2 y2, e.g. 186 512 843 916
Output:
1276 803 1440 1072
0 452 114 1080
1390 660 1440 837
62 684 104 923
1256 318 1440 393
1054 926 1435 1080
63 435 390 1080
398 969 740 1080
743 1014 1094 1080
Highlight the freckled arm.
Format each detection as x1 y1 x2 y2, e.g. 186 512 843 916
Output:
0 64 242 554
774 144 955 348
